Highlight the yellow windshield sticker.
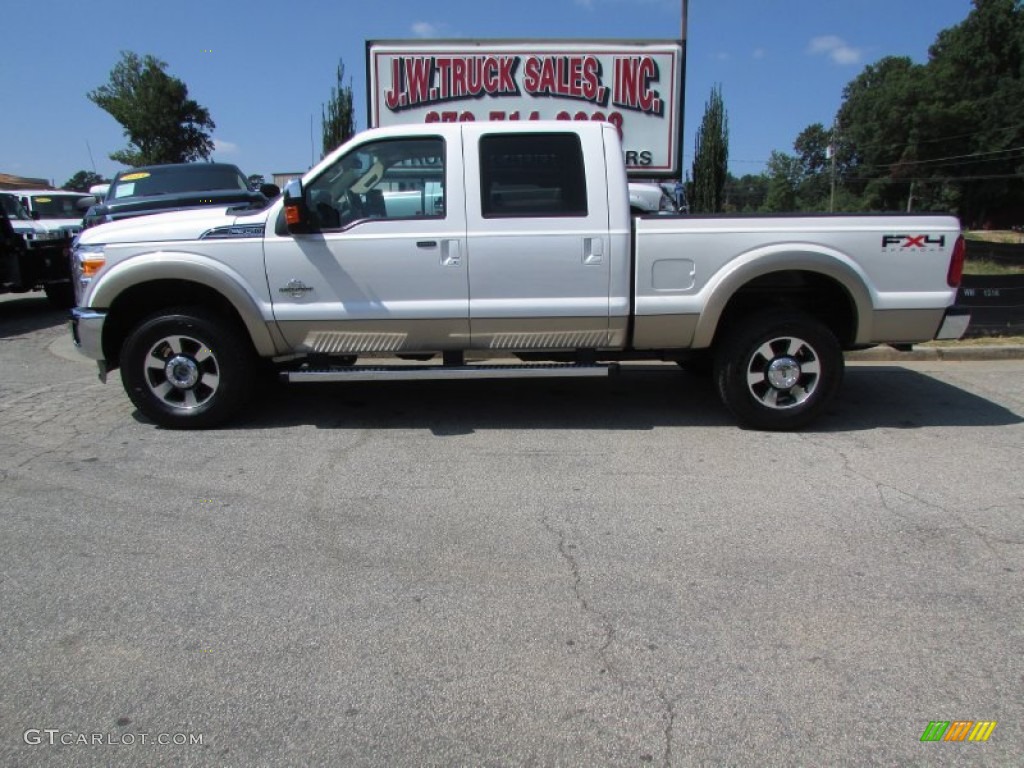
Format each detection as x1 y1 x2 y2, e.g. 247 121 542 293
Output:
120 172 150 181
35 197 52 203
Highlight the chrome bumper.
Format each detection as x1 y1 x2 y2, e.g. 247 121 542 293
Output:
935 307 971 341
70 308 107 377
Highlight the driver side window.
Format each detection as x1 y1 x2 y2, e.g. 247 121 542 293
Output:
305 137 446 230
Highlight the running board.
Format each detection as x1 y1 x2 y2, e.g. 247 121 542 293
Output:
283 363 617 383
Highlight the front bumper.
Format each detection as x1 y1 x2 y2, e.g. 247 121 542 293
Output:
935 307 971 340
70 308 108 377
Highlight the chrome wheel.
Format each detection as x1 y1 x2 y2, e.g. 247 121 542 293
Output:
122 307 255 429
144 334 221 410
714 310 843 431
745 337 821 409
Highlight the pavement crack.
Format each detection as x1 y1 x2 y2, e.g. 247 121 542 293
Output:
657 689 677 767
541 513 618 679
800 433 1012 560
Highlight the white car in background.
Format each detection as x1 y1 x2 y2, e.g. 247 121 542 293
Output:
11 189 92 239
0 193 64 246
627 182 677 214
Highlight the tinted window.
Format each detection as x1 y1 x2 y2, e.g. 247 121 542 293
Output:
24 194 88 219
479 133 587 218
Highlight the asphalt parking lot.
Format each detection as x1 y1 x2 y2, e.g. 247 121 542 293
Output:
1 292 1022 767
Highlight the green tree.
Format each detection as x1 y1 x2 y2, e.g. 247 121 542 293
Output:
824 0 1024 222
920 0 1024 224
88 51 216 166
723 173 768 212
792 123 833 210
835 56 926 211
762 151 803 212
690 85 729 213
321 59 356 159
62 170 108 192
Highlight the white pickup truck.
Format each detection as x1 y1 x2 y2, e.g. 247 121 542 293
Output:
70 121 968 430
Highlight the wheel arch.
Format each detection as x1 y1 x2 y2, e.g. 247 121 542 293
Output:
693 248 873 350
98 278 279 370
91 258 283 369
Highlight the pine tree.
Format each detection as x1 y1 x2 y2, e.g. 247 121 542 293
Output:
690 85 729 213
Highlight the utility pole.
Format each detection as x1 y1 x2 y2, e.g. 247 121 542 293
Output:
829 118 837 213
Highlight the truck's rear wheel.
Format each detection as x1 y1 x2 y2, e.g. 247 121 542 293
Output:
120 307 255 429
714 310 843 431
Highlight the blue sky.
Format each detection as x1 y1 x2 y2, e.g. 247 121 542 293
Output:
1 0 973 186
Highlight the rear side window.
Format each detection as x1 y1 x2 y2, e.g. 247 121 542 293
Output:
479 133 588 218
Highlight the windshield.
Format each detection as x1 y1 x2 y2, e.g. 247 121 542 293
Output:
0 194 32 220
23 194 87 219
110 165 249 199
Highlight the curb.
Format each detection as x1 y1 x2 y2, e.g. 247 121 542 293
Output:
846 345 1024 362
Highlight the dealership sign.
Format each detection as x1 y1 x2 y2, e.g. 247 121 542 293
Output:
367 40 683 177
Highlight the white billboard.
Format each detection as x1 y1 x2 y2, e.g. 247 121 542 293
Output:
366 40 683 178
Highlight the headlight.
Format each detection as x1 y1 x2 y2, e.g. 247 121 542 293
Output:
72 243 106 305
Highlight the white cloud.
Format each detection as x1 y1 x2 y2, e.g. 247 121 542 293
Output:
411 21 442 38
808 35 863 66
213 139 238 155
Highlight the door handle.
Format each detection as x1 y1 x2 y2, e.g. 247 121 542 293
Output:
441 240 461 267
583 237 603 265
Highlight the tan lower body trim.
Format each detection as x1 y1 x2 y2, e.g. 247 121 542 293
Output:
631 314 699 349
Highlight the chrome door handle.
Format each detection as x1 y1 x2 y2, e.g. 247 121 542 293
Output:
441 240 461 267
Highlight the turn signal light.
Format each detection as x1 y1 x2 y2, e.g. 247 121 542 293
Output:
285 205 301 225
81 256 106 277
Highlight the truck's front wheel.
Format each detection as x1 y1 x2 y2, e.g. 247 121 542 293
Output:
120 307 255 429
714 310 843 431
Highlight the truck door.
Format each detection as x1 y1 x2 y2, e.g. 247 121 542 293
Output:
263 131 469 354
461 126 612 351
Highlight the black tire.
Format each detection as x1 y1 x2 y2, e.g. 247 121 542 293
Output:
713 310 843 431
44 282 75 309
120 307 256 429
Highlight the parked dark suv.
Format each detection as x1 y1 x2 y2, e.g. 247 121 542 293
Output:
83 163 279 229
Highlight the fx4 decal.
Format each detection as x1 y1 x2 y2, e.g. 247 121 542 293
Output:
882 234 946 249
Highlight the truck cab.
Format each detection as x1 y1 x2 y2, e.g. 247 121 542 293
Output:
271 122 631 354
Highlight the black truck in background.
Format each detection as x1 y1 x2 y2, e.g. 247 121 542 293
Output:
0 196 74 308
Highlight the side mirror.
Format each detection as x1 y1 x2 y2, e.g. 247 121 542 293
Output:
88 183 110 199
282 179 313 234
76 196 97 211
260 183 281 199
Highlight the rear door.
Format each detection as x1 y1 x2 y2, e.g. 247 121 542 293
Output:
461 125 612 351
